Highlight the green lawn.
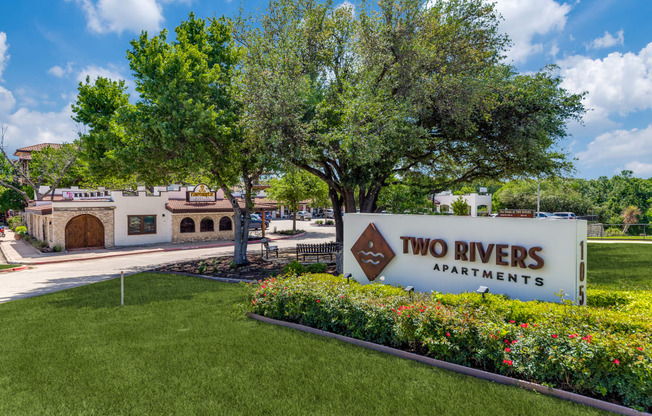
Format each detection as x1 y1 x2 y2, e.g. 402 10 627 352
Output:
0 264 20 270
588 243 652 291
0 273 608 416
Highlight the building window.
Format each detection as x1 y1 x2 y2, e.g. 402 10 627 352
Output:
219 216 232 231
180 217 195 233
128 215 157 235
200 218 214 232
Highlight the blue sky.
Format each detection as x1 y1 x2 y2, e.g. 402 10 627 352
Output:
0 0 651 179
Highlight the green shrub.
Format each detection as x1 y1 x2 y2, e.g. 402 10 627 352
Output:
314 220 324 225
324 219 334 225
605 227 624 237
282 260 306 275
277 229 304 235
307 263 327 273
7 216 22 230
246 274 652 411
15 225 27 236
52 244 63 252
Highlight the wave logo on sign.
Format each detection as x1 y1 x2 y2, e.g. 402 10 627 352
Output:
351 223 395 281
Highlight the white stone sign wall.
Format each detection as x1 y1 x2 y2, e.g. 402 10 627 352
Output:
343 214 587 304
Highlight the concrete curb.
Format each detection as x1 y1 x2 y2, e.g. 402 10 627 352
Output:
9 232 308 266
247 312 650 416
0 265 27 273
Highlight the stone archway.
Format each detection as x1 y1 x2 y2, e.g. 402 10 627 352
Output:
65 214 105 250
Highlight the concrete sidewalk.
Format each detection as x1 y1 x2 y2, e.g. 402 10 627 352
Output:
0 224 313 265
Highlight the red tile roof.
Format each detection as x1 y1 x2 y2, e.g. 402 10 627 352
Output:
14 143 63 156
166 198 279 213
26 204 53 215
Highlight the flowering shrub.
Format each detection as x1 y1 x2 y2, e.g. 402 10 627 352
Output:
246 274 651 412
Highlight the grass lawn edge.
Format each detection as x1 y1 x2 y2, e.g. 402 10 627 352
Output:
247 312 649 416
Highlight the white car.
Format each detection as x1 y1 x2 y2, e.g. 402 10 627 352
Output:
551 212 577 219
297 210 312 221
325 209 334 218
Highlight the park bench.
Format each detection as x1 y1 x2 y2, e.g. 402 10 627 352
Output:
295 242 342 262
260 238 279 259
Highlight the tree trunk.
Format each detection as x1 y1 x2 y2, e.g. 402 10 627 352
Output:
292 211 297 232
331 187 348 243
222 185 250 266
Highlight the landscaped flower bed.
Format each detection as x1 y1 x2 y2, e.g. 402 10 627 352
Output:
246 274 651 412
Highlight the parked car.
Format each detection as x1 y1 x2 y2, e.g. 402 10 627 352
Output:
551 212 577 219
535 212 554 218
255 212 273 222
325 209 334 218
248 214 270 230
297 210 312 221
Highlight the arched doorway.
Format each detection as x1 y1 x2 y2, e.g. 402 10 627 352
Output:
65 214 105 250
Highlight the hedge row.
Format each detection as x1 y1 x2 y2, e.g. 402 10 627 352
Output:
246 274 651 412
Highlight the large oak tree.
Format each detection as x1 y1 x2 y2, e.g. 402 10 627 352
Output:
238 0 584 242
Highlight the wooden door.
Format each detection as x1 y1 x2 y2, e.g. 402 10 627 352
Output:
65 215 104 250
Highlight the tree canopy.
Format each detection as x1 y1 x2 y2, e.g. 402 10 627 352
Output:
73 14 268 264
266 168 329 231
238 0 585 241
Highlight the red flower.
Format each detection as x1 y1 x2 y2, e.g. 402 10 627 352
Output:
552 334 558 338
613 359 620 365
520 323 528 328
512 340 517 344
316 299 320 303
509 320 515 323
505 348 511 353
446 332 450 337
503 359 513 366
637 347 643 351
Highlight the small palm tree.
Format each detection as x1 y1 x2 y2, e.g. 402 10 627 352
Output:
621 205 641 233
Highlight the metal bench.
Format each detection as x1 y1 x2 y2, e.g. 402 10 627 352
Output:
296 242 341 262
260 238 278 259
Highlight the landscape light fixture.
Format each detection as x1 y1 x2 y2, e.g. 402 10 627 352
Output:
405 285 415 300
476 286 490 299
344 273 352 284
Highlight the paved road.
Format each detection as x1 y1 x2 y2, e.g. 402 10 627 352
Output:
0 220 336 303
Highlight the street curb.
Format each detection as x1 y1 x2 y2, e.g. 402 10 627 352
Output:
0 265 27 273
247 312 650 416
18 232 308 265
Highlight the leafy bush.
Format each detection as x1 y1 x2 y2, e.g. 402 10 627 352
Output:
7 216 22 230
52 244 64 252
307 263 327 273
15 225 27 236
246 274 652 411
605 227 624 237
314 220 324 225
324 220 335 225
282 260 306 275
277 229 305 235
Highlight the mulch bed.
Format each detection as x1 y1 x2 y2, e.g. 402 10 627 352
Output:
154 249 338 280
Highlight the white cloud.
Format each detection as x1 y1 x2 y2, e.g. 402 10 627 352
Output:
576 125 652 176
558 42 652 123
624 161 652 178
0 32 9 81
587 29 624 50
48 62 74 78
0 86 16 114
76 64 126 83
1 104 77 154
68 0 164 34
494 0 571 64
